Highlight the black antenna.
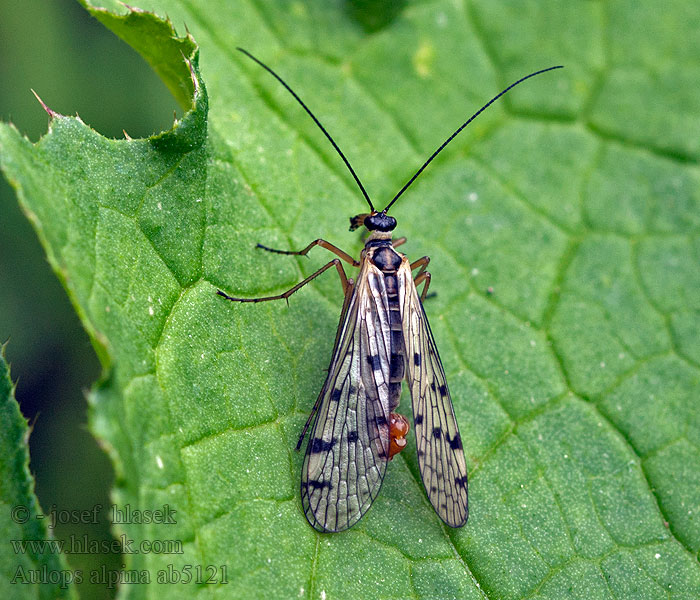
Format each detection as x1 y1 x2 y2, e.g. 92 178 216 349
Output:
237 47 375 212
383 65 564 214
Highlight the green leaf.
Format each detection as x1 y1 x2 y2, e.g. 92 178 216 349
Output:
0 350 76 599
1 1 700 599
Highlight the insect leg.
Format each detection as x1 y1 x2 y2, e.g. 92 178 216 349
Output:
410 256 430 278
257 239 359 266
217 258 350 304
392 237 407 248
296 383 327 450
296 276 356 450
295 380 334 451
414 271 432 303
296 414 315 450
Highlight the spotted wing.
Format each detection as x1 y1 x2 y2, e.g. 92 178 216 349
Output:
301 259 393 532
398 259 468 527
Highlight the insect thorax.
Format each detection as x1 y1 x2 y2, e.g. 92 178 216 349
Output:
365 229 393 243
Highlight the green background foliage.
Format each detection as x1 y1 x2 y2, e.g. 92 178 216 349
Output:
1 1 699 599
0 352 75 599
0 1 178 598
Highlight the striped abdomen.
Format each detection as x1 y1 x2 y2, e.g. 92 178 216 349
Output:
371 246 405 412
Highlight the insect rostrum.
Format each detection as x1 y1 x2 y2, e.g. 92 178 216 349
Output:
218 48 562 533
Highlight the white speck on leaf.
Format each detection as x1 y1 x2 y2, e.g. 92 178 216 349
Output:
156 455 164 469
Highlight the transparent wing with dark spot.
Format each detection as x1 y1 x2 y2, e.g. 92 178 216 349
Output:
398 260 469 527
301 260 393 532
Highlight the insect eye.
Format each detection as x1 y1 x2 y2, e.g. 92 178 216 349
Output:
364 213 397 232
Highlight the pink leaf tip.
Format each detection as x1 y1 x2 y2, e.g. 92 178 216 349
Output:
30 89 59 118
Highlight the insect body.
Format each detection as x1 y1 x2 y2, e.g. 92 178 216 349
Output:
219 48 562 532
297 221 469 530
